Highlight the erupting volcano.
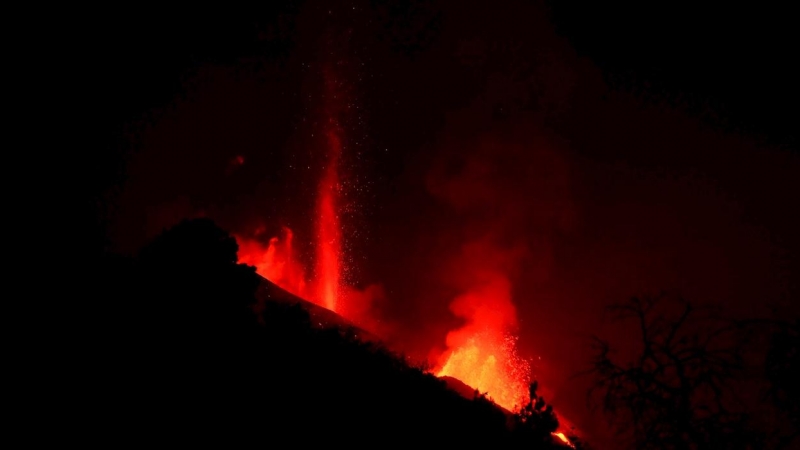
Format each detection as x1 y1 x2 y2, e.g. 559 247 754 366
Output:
236 15 544 427
237 128 535 416
87 2 800 448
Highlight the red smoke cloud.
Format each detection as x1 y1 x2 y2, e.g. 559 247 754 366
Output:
236 226 309 299
422 106 576 412
236 225 390 338
434 237 531 410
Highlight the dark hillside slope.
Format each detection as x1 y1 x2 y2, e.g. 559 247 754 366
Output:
82 218 566 448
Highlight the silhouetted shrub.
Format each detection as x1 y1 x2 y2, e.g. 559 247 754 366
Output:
510 380 561 445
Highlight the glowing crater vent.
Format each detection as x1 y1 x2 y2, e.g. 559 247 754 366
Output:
436 333 531 411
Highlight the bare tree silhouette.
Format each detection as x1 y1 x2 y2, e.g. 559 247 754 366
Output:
586 295 767 449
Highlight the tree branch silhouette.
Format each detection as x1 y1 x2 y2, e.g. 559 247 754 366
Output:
587 295 765 449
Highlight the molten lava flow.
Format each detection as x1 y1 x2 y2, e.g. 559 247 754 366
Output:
236 227 308 299
316 126 343 312
553 432 571 445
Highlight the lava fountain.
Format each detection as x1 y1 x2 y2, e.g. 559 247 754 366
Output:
238 29 354 316
316 65 345 313
238 11 537 422
236 81 347 315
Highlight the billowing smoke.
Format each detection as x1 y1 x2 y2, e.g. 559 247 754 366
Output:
421 104 575 410
235 226 390 337
236 226 309 299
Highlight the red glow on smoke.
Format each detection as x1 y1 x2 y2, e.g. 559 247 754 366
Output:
433 242 532 411
236 227 387 338
238 60 349 315
236 227 309 300
236 226 534 412
237 23 548 429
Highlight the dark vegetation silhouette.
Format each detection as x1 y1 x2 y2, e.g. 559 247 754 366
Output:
587 295 799 449
763 318 800 447
509 380 560 444
88 218 570 447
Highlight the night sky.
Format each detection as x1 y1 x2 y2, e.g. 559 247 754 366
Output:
81 1 797 442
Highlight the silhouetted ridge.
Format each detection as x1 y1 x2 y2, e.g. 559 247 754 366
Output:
88 218 569 448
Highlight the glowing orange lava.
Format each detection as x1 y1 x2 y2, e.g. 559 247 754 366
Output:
552 431 573 447
436 333 530 411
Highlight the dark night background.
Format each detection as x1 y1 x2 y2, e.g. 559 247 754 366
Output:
66 0 797 445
